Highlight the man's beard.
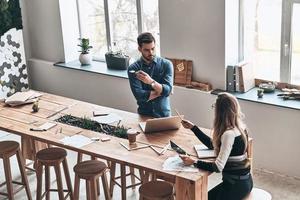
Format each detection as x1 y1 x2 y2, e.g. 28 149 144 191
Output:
143 55 154 62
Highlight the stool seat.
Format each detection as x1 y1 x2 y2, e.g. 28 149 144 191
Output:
245 188 272 200
36 147 73 200
0 141 19 156
36 147 67 162
139 181 173 199
73 160 110 200
74 160 107 179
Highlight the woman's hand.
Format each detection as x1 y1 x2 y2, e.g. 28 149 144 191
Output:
181 119 194 129
179 154 196 166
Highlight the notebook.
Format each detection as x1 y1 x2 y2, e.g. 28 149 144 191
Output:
194 144 216 158
139 115 183 133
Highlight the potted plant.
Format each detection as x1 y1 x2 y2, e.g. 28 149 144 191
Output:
78 38 93 65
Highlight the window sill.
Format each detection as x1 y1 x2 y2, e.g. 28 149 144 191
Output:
54 60 128 79
212 87 300 111
54 61 300 111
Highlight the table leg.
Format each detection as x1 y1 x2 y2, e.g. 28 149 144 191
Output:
175 175 208 200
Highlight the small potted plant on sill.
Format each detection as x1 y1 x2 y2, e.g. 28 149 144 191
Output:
78 38 93 65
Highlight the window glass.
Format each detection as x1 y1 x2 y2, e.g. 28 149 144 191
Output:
141 0 160 56
108 0 138 58
78 0 107 59
244 0 282 81
291 3 300 84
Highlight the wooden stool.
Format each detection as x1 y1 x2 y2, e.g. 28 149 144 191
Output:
74 160 111 200
75 153 102 197
36 147 73 200
110 161 143 199
139 180 174 200
244 188 272 200
0 141 32 200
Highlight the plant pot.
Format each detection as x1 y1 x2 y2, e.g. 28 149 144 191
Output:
79 53 91 65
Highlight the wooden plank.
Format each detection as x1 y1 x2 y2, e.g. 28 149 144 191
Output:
0 109 40 124
38 92 78 106
5 100 68 119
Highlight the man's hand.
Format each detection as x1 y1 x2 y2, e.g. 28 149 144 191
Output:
179 154 196 166
136 71 154 85
181 119 194 129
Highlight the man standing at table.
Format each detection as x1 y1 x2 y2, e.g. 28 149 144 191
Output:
128 32 173 118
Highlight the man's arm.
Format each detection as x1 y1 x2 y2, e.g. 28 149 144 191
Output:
128 69 151 103
136 71 162 95
135 60 173 100
159 60 173 97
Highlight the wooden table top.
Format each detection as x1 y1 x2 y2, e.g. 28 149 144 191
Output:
0 91 211 182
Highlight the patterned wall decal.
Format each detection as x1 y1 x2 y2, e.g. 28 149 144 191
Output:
0 30 29 98
0 0 28 100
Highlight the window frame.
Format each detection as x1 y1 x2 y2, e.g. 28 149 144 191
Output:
239 0 300 84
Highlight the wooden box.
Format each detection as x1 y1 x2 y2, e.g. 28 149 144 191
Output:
167 58 193 86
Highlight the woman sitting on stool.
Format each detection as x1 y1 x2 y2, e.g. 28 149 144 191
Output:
180 92 253 200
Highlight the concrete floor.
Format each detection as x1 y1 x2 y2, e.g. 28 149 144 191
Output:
0 130 300 200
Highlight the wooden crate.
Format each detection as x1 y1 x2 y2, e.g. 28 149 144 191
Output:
167 58 193 86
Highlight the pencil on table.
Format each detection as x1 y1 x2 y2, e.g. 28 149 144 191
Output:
174 109 183 121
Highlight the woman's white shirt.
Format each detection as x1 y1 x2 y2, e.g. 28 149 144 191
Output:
215 128 241 172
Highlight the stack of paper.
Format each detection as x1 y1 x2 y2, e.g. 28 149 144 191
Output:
5 90 42 106
60 135 93 148
194 144 216 158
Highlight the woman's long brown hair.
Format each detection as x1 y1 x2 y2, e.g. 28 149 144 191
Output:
212 93 248 154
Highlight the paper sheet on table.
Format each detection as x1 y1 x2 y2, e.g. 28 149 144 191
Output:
92 113 122 124
163 155 199 172
194 144 216 158
60 135 93 148
5 90 42 106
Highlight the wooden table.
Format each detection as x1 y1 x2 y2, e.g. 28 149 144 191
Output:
0 91 213 200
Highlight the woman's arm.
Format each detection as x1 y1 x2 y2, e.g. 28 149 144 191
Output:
181 130 236 173
191 126 214 149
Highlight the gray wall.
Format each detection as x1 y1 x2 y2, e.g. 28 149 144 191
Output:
21 0 300 178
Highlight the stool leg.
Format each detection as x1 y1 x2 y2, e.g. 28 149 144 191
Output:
54 163 64 200
91 156 100 196
74 153 82 199
101 171 111 200
36 161 43 200
3 156 14 200
86 180 92 200
16 149 32 200
74 174 80 200
109 162 116 197
45 166 50 200
90 178 98 200
120 164 126 200
129 167 136 190
62 159 74 199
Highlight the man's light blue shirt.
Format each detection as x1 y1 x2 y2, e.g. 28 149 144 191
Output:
128 56 173 118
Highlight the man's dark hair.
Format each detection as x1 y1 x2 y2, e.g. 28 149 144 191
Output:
137 32 155 47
